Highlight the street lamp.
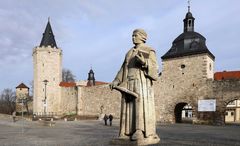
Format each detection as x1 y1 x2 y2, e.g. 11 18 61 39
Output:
43 79 48 115
17 96 26 133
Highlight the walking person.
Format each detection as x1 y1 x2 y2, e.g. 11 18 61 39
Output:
103 114 108 126
109 114 113 126
12 111 16 122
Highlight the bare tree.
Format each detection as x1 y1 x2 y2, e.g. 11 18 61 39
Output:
62 68 76 82
29 80 33 96
0 89 16 114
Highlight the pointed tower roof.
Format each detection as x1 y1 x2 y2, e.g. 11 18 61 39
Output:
40 18 58 48
16 83 29 89
161 3 214 60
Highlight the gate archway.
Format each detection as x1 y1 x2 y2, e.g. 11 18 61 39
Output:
224 98 240 124
174 102 193 123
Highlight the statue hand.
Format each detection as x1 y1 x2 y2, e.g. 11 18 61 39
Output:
109 80 119 90
136 53 146 65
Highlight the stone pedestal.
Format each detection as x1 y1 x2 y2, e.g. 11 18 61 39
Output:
110 135 160 146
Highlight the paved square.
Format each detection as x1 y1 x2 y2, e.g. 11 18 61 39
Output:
0 117 240 146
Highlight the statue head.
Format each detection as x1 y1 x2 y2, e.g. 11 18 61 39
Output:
132 29 147 45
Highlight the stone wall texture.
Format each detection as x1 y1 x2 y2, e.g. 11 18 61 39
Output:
152 54 240 125
61 86 78 115
78 84 121 118
154 54 214 123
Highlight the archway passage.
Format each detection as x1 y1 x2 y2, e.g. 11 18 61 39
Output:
174 102 192 123
225 99 240 124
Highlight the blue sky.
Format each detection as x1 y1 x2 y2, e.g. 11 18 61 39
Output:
0 0 240 91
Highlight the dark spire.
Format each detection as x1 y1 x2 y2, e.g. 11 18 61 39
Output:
40 18 58 48
87 68 95 86
183 0 195 32
188 0 191 12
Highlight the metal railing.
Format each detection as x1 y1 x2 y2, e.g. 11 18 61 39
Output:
33 112 58 118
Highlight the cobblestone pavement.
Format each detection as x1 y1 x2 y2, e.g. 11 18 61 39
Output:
0 116 240 146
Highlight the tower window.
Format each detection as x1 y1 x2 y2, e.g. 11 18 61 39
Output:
188 20 192 27
181 64 186 69
209 63 212 71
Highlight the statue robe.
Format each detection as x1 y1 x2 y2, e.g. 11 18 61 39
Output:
113 44 158 139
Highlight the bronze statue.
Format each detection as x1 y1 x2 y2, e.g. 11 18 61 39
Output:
110 29 160 145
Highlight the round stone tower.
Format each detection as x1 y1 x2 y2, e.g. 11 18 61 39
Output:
33 19 62 115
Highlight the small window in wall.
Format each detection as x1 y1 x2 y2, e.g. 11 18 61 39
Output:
231 112 234 116
225 112 228 116
209 63 212 71
181 64 186 75
181 64 186 69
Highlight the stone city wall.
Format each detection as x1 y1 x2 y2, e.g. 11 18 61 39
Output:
79 84 121 118
204 79 240 125
61 86 78 115
154 77 240 125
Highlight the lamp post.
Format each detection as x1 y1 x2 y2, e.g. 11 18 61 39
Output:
17 96 26 133
43 79 48 115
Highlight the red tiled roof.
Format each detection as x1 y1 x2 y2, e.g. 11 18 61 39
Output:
95 81 109 85
86 81 109 87
16 83 29 89
59 82 76 87
214 71 240 81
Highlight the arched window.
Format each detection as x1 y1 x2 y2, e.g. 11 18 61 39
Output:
188 20 192 27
